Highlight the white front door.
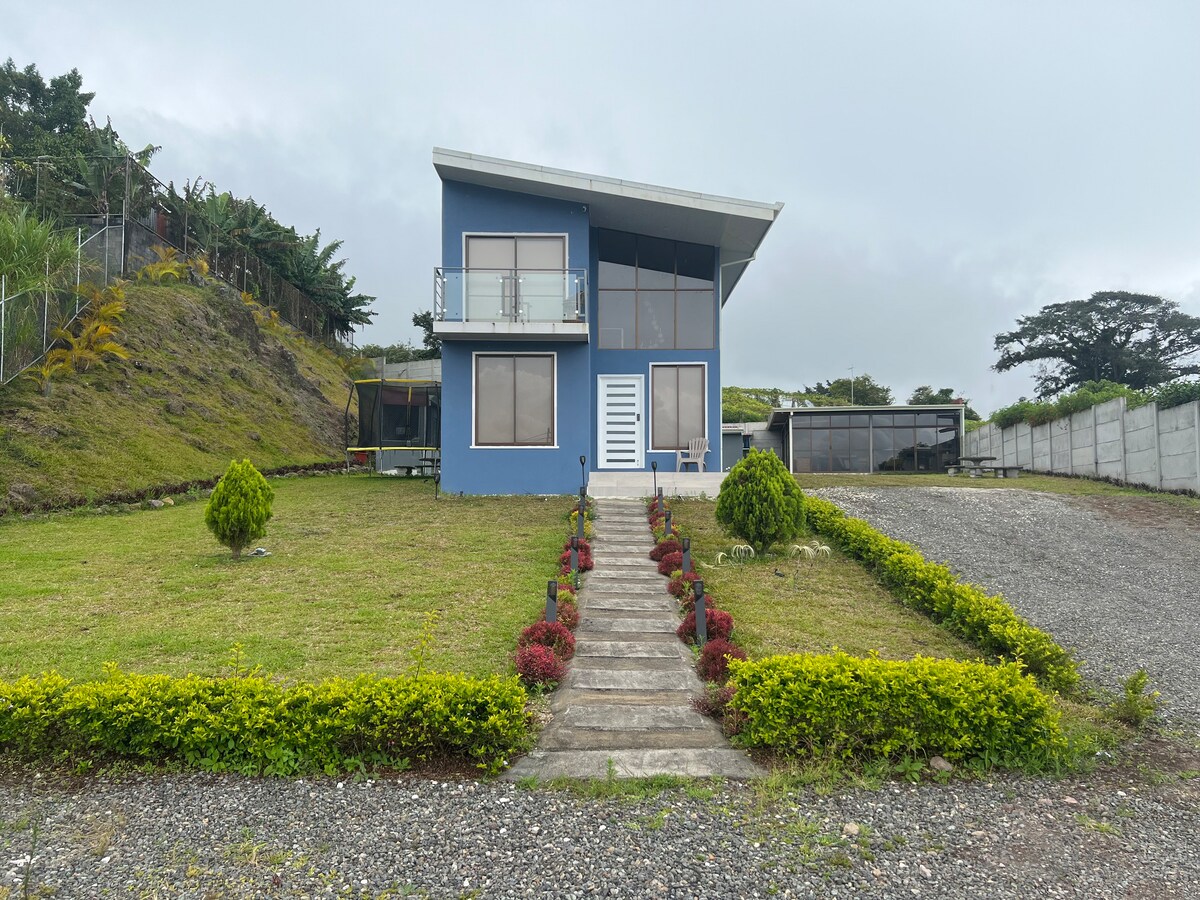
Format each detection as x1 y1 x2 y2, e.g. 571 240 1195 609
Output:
598 374 644 468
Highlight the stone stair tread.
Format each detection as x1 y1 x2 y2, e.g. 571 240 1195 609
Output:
566 669 700 691
537 729 728 751
503 748 764 780
569 656 684 672
576 641 688 658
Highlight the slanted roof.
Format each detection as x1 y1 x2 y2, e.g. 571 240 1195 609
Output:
433 148 783 305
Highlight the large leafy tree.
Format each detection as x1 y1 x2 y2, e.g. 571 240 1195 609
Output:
994 292 1200 398
805 373 893 406
0 59 93 158
907 385 980 421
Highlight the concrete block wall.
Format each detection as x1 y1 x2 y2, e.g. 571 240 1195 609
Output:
965 396 1200 493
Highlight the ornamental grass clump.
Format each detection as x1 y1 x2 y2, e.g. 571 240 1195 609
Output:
204 459 274 559
715 448 805 554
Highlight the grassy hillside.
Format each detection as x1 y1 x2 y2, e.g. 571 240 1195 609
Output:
0 282 355 513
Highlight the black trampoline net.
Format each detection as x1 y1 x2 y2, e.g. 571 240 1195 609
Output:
352 381 441 450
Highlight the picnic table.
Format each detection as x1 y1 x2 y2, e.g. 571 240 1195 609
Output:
947 457 1024 478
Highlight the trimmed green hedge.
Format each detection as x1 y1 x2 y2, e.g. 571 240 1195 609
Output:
806 496 1079 692
729 653 1066 766
0 667 529 775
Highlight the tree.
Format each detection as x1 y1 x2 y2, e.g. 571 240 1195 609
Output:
805 373 893 406
907 385 980 421
994 292 1200 398
412 309 441 358
714 449 805 553
204 459 274 559
722 386 775 422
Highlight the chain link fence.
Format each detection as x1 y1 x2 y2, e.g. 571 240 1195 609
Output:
1 153 337 385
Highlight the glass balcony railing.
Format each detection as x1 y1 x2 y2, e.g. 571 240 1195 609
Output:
434 268 588 325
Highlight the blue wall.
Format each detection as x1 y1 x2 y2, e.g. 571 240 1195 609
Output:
587 230 723 473
438 179 729 492
441 181 590 269
440 340 592 495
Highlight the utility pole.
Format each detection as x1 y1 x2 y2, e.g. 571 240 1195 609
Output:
848 366 855 405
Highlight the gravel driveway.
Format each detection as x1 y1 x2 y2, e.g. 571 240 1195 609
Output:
2 762 1198 898
816 486 1200 732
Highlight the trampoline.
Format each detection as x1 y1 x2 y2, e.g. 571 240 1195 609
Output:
346 378 441 473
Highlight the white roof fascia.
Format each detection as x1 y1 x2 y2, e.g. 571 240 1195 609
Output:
433 148 783 223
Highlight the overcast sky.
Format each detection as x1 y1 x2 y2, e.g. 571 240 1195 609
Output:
10 1 1200 415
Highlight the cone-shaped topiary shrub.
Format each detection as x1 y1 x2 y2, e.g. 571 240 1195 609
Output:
204 459 274 559
715 448 805 553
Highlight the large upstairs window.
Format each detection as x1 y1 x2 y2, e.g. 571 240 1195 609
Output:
596 229 715 350
651 364 706 451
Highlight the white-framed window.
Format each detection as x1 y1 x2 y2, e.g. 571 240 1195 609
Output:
650 363 706 451
474 352 557 447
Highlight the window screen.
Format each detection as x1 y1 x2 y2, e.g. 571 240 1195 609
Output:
475 355 555 446
652 365 705 450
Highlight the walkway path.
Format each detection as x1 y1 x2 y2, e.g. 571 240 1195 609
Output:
505 498 763 780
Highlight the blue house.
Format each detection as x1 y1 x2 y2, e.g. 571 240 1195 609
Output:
432 149 783 494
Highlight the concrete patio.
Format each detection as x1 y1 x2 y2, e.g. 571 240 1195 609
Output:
587 471 727 499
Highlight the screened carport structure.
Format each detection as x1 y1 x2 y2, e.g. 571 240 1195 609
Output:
768 406 965 474
346 379 441 473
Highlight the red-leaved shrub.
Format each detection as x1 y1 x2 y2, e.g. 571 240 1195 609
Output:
518 620 576 660
676 607 734 644
559 548 594 572
514 644 566 685
657 551 683 576
556 580 577 599
690 683 744 736
678 591 710 615
649 538 681 562
562 538 592 555
557 598 580 631
667 571 699 599
696 638 748 683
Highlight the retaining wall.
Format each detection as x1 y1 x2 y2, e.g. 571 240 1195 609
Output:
966 397 1200 492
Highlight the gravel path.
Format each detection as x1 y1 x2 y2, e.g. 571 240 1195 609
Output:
816 486 1200 732
2 763 1198 898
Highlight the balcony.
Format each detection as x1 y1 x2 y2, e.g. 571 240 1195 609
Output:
433 268 589 342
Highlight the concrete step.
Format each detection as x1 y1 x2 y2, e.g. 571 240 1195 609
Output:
566 669 699 692
552 704 709 730
584 596 676 613
578 615 679 634
538 728 727 751
570 656 684 673
576 641 689 659
573 630 679 644
503 748 763 780
559 689 697 705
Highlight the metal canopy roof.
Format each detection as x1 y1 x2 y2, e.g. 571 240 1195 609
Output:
767 405 969 430
433 148 784 305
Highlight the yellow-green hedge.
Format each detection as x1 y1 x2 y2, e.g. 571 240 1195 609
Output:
806 496 1079 692
729 653 1066 766
0 667 529 775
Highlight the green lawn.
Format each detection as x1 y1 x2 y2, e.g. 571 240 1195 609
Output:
0 475 569 682
668 499 977 663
